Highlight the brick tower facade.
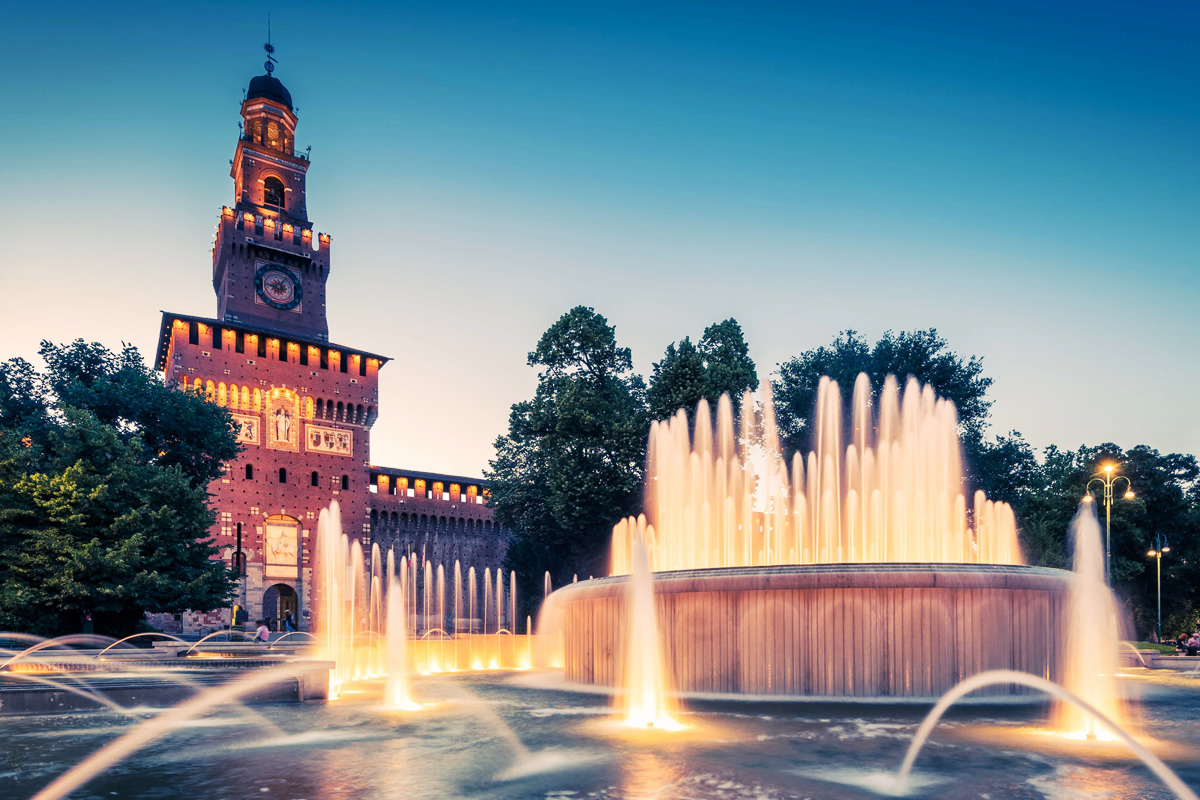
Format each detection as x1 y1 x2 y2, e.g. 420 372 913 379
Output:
154 59 506 634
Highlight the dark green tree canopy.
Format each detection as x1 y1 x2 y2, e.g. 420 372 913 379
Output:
772 328 992 458
0 340 239 636
647 318 758 422
1016 443 1200 639
488 308 649 608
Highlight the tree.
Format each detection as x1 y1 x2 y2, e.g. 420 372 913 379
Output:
647 318 758 422
488 308 649 616
968 430 1040 506
0 340 239 636
773 328 993 460
1016 443 1200 640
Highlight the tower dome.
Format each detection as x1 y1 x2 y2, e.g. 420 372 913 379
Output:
246 73 293 111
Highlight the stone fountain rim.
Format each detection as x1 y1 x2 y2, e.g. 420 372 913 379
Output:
554 563 1073 600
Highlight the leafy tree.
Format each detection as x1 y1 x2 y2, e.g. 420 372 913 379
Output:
647 318 758 422
773 329 993 460
968 430 1040 506
0 341 239 636
1016 444 1200 640
488 308 649 616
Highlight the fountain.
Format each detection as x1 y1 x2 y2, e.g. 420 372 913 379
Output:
621 530 681 730
384 573 419 711
1058 503 1126 738
554 374 1070 698
8 385 1198 800
314 501 537 685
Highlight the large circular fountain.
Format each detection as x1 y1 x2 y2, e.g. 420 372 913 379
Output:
552 375 1074 699
555 563 1070 698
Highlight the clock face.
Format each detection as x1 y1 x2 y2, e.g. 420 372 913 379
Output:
254 263 302 310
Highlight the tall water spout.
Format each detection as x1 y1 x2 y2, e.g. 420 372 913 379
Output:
612 373 1021 573
622 531 681 730
384 573 419 710
1058 503 1126 738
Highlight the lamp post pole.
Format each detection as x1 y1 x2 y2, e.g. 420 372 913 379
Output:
1147 534 1170 643
1084 464 1134 585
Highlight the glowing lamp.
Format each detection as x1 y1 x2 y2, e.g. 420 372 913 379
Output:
1163 545 1171 552
1104 465 1113 473
1082 494 1093 503
1148 550 1157 557
1125 490 1135 499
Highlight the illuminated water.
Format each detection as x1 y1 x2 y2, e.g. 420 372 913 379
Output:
1059 504 1127 738
3 670 1198 800
612 374 1020 574
621 533 680 730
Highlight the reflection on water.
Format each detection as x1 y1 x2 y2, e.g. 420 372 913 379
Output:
619 752 684 798
1 671 1197 800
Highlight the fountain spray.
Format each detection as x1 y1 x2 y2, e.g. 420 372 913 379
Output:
622 527 681 730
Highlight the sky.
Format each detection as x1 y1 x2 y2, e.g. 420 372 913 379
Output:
1 1 1197 477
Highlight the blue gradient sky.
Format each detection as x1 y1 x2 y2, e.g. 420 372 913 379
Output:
1 2 1196 476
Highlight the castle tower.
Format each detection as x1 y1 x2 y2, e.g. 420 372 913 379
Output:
214 56 330 339
152 44 507 637
155 46 385 632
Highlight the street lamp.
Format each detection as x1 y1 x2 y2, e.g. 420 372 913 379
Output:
1147 534 1170 643
1082 462 1134 584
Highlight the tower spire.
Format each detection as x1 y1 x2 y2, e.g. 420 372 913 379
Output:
264 14 277 76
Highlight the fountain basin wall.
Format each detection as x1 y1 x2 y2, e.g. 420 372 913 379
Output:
556 564 1072 698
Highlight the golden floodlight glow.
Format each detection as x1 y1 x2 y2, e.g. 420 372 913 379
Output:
1082 494 1093 503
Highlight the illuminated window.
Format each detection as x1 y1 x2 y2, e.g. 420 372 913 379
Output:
217 382 227 406
450 483 461 499
267 121 280 150
228 383 239 410
432 481 444 497
305 397 314 419
205 380 216 402
467 485 478 501
252 388 262 412
263 177 285 209
395 477 408 495
414 479 426 495
241 386 251 409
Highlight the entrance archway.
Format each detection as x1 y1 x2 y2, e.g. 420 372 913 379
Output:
263 583 298 631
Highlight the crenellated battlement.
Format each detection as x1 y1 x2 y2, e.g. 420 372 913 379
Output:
212 207 330 271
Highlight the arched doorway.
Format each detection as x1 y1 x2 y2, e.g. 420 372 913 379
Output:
263 583 298 631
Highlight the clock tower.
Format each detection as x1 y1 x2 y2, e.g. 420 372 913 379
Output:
152 44 508 636
213 55 330 340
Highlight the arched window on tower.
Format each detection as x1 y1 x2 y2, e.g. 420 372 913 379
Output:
278 467 287 484
245 464 254 480
311 470 319 487
263 176 285 209
341 474 350 491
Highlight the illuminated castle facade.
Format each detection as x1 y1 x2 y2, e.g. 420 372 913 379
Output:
154 65 506 633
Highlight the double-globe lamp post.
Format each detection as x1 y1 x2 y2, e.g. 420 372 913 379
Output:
1147 534 1170 644
1082 463 1134 585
